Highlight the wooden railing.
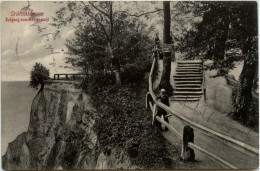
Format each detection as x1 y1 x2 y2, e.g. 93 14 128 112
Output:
202 60 206 100
146 54 258 169
53 74 88 80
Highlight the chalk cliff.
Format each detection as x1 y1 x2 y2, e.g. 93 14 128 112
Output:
2 82 133 170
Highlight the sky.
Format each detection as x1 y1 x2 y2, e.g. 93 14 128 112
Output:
0 1 171 81
1 1 76 81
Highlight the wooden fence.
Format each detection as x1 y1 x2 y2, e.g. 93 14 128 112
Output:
146 54 259 169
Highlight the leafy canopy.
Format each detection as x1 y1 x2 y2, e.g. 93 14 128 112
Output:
52 2 160 75
29 63 50 90
179 1 257 69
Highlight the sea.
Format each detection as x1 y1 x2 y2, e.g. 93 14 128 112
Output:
1 81 37 155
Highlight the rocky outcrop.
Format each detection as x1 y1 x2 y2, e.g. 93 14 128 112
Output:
2 82 132 170
2 132 30 170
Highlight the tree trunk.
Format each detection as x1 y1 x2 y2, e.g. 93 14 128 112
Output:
233 39 257 126
40 82 44 91
108 42 121 84
214 22 229 61
159 1 172 94
108 2 121 85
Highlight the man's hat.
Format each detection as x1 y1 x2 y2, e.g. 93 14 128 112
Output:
160 88 166 93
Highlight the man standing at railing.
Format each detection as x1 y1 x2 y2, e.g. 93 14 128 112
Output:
155 88 170 131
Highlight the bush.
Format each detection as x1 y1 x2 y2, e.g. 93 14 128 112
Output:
83 73 116 95
29 63 50 90
139 59 152 73
80 58 169 169
90 83 169 169
121 60 152 85
121 64 145 85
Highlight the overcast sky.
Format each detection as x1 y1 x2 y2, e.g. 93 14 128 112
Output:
1 1 77 81
1 1 167 81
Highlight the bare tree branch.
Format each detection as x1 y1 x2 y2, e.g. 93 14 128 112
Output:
72 25 85 35
89 1 109 18
80 1 110 41
114 9 163 17
109 2 113 42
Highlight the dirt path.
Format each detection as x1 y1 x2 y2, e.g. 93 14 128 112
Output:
154 59 259 169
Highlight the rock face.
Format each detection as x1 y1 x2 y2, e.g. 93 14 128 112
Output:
2 82 132 170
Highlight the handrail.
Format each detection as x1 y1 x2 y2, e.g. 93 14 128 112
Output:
147 56 258 168
156 115 237 169
202 60 206 99
188 143 237 169
148 57 258 156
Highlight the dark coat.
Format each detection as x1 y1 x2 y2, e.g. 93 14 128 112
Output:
157 95 169 114
158 95 169 106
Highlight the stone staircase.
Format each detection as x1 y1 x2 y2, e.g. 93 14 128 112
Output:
172 60 204 101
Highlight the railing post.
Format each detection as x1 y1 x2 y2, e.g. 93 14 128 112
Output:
181 125 195 161
57 75 60 80
146 92 150 109
202 61 206 101
204 87 206 100
152 104 157 126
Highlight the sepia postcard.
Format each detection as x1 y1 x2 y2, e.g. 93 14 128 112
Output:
1 1 259 170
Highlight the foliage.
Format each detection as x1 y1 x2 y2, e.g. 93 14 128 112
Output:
64 3 160 164
179 2 257 70
52 2 160 83
64 23 153 75
91 84 170 169
179 1 258 127
81 62 170 169
229 2 258 127
230 50 258 128
121 60 151 85
231 84 258 128
29 63 50 90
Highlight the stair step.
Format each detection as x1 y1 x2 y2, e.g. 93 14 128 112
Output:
174 77 203 81
174 91 203 95
178 63 202 66
175 84 202 87
176 68 201 71
171 98 200 101
177 60 202 64
177 63 202 67
175 81 202 84
173 74 202 77
173 60 204 101
175 88 202 91
176 67 202 70
176 70 202 73
173 95 201 98
176 72 203 74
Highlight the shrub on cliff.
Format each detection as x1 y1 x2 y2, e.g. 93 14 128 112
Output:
121 60 151 85
88 75 170 169
80 56 170 168
29 63 50 90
